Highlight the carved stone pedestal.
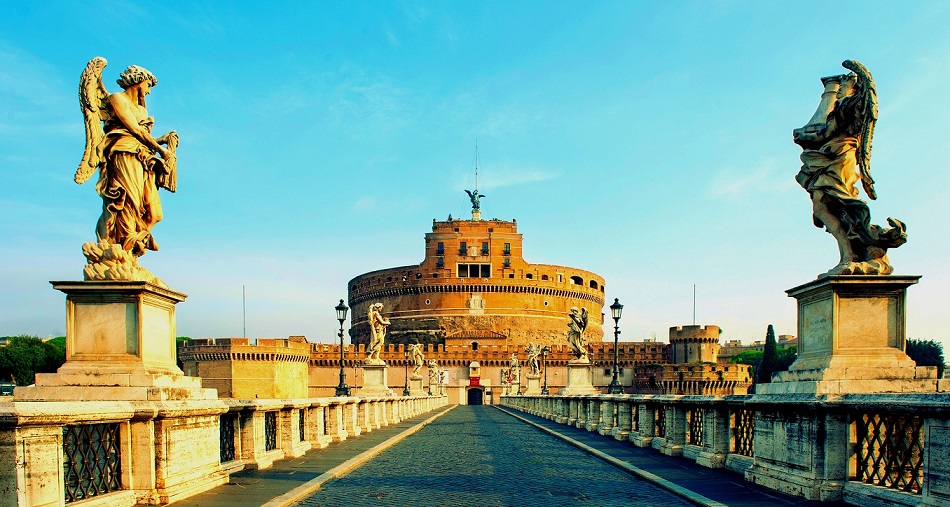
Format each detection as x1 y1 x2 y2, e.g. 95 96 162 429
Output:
16 281 216 401
559 361 600 396
757 275 940 395
360 364 393 397
408 375 426 397
524 374 542 395
12 280 227 505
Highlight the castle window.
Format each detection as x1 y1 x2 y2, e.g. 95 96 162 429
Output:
436 242 444 255
503 258 510 268
589 280 598 289
541 274 549 281
457 263 491 278
570 276 583 285
557 274 563 283
436 257 444 268
459 241 467 255
525 274 533 279
503 243 511 255
471 342 479 351
416 273 422 279
481 242 489 255
508 274 514 278
425 299 431 305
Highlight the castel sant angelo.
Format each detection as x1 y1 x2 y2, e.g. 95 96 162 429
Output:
347 194 606 350
181 186 751 404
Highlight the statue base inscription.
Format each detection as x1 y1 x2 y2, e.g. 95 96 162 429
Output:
757 275 943 395
559 362 599 396
360 364 393 397
15 281 217 401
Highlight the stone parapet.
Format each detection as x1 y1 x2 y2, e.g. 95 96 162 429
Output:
501 392 950 507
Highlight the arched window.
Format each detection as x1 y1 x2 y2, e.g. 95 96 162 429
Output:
589 280 598 289
570 275 583 285
471 341 479 351
541 274 549 281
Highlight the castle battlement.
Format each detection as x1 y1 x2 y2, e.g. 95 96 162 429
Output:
669 325 721 342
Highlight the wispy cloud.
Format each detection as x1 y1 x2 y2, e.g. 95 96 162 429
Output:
456 163 557 191
707 158 793 198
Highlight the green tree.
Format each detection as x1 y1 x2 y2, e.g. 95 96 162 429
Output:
906 339 945 377
777 346 798 371
0 335 66 385
730 350 763 376
757 324 779 384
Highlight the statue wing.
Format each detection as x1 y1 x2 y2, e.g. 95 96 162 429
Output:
580 308 589 328
842 59 878 200
75 57 111 185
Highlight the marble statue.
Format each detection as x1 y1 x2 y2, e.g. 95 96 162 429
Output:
409 343 425 376
793 59 906 276
427 359 438 385
509 353 520 373
366 303 390 365
525 343 541 376
567 307 590 362
75 57 178 286
464 189 485 210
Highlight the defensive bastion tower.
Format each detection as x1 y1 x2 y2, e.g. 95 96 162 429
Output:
347 204 605 348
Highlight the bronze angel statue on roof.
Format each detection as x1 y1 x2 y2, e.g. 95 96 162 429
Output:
75 57 178 285
465 189 485 211
793 59 906 276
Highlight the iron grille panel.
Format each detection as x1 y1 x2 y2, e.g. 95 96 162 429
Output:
655 407 666 438
219 414 237 463
733 409 755 457
299 410 306 442
265 411 278 451
853 412 924 494
688 407 704 446
632 404 639 432
63 423 121 503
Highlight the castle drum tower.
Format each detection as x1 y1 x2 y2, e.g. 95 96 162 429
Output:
347 206 605 349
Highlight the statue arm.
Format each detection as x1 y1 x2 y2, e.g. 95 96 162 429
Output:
108 93 171 156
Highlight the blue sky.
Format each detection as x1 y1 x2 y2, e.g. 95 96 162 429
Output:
2 1 948 351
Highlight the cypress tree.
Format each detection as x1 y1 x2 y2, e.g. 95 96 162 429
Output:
757 324 779 384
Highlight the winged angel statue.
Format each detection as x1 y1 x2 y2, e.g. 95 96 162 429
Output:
75 57 178 286
792 60 906 276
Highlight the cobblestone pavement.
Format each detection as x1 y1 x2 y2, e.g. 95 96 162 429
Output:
295 406 693 507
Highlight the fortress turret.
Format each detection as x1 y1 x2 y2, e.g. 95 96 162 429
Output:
669 325 721 364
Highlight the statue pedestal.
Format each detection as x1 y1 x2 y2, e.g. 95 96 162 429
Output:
757 275 941 395
559 361 600 396
408 375 427 396
524 374 542 395
750 275 945 502
360 364 393 397
16 281 217 401
13 280 228 503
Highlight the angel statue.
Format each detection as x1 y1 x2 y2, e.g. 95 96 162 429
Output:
366 303 390 365
408 342 425 376
74 57 178 286
525 342 541 376
793 59 906 276
566 307 590 363
464 189 486 211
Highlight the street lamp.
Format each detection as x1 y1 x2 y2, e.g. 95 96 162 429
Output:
334 299 350 397
402 347 411 396
540 345 551 395
607 298 624 394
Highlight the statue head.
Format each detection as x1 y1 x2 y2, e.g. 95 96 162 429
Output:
116 65 158 89
570 306 579 316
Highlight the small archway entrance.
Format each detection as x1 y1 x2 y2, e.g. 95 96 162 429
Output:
467 388 484 405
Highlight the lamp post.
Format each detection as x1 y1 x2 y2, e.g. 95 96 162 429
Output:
402 347 411 396
607 298 624 394
334 299 350 397
540 345 551 395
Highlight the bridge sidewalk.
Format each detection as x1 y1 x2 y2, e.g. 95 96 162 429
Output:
497 406 845 507
174 405 455 507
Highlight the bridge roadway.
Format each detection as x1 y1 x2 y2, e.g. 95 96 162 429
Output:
178 406 841 507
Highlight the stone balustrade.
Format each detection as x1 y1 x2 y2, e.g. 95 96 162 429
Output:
501 393 950 507
0 394 447 507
